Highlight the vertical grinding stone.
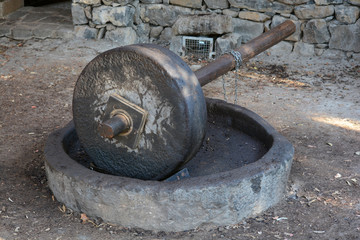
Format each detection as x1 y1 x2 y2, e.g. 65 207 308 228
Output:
72 44 207 180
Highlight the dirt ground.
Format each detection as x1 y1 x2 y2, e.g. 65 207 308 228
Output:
0 37 359 240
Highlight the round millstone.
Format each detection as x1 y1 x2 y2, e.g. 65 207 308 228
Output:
45 98 294 232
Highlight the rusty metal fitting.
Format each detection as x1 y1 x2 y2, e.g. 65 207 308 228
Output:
98 112 132 139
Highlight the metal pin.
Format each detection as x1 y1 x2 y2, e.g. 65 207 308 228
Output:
98 114 130 138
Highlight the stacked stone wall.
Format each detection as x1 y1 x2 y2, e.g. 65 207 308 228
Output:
72 0 360 57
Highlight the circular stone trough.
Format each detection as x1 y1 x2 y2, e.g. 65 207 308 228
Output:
44 98 294 232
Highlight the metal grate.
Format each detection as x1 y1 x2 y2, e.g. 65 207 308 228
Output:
182 36 214 59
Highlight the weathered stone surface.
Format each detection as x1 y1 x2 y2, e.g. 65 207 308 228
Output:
102 0 112 5
303 19 330 44
173 14 233 35
114 0 137 6
74 0 101 5
229 0 293 14
92 6 135 27
321 49 346 59
329 20 360 52
314 48 325 56
264 20 271 31
140 0 162 3
266 41 293 56
215 33 241 55
169 0 202 9
12 25 33 40
140 4 192 26
32 23 56 39
232 18 264 43
135 23 150 43
74 25 98 39
53 25 75 39
335 5 360 24
84 6 92 19
106 23 116 31
104 27 138 44
238 11 271 22
271 15 301 42
277 0 309 5
0 23 12 37
159 27 174 41
72 3 88 25
348 0 360 6
169 36 183 56
294 5 334 19
222 9 238 17
204 0 229 9
316 43 328 48
314 0 343 5
150 26 163 38
293 41 315 56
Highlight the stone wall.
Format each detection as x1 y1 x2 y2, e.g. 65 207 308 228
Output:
72 0 360 57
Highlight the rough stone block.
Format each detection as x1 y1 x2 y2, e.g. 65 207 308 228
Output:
159 27 174 41
316 43 328 49
135 23 150 43
303 19 330 44
72 3 88 25
140 0 162 3
92 5 135 27
169 0 202 9
215 33 241 55
238 11 271 22
228 0 293 14
204 0 229 9
74 25 98 39
266 41 293 56
232 18 264 43
329 20 360 52
293 42 315 56
140 4 192 26
97 27 105 39
150 26 163 38
335 5 360 24
84 6 92 19
169 36 183 56
271 15 301 42
172 14 233 35
294 5 334 19
315 48 325 56
277 0 308 5
74 0 101 5
222 9 238 17
348 0 360 6
105 27 138 45
314 0 343 5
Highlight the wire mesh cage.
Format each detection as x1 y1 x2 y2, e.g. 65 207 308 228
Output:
182 36 214 59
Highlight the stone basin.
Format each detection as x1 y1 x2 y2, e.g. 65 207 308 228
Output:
44 98 294 232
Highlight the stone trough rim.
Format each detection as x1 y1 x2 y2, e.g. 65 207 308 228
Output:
44 98 294 232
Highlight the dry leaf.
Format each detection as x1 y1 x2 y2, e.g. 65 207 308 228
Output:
80 213 89 223
58 204 66 213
